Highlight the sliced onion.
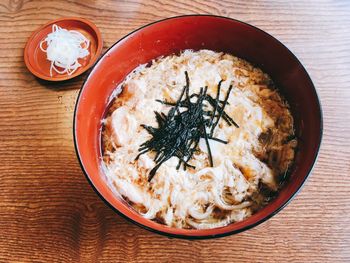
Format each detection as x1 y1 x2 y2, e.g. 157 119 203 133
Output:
40 24 90 77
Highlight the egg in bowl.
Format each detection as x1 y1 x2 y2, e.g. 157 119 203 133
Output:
101 49 297 229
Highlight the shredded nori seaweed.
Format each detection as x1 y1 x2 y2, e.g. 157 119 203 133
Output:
136 71 239 181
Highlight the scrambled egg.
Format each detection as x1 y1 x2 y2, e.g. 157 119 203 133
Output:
102 50 297 229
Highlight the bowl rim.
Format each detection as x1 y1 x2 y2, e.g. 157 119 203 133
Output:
24 17 103 82
73 14 323 239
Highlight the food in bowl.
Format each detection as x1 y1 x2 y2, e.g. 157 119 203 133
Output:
39 24 90 77
101 49 297 229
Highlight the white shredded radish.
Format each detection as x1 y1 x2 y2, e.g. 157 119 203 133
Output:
40 24 90 77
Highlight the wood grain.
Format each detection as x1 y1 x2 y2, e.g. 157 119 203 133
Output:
1 0 350 262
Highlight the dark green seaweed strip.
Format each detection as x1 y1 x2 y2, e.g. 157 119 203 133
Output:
137 72 238 181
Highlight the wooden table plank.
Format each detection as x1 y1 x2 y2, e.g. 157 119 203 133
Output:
1 0 349 262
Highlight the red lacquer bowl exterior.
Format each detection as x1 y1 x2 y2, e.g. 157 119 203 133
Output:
74 15 322 239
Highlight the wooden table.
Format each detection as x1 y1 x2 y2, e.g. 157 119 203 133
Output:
1 0 350 262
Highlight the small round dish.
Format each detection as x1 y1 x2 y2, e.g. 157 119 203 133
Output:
24 17 103 81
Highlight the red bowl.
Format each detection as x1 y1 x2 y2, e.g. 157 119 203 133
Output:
74 15 322 239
